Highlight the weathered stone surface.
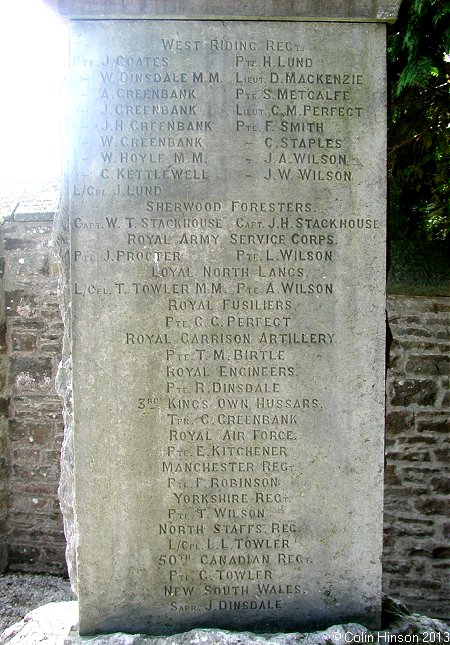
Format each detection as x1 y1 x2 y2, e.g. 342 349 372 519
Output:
0 181 67 576
390 379 438 406
404 355 449 376
384 296 450 622
0 219 9 574
0 600 449 645
385 411 414 435
10 355 53 394
0 181 448 628
44 0 403 22
1 249 448 621
62 15 388 636
0 601 77 644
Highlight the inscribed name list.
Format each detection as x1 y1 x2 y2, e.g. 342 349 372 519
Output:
69 20 386 635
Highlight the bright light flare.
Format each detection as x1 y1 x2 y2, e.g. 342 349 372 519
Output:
0 0 68 182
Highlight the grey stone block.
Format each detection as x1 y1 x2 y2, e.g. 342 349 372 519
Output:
58 12 391 637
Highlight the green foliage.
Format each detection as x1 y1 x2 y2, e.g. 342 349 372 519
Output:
387 0 450 242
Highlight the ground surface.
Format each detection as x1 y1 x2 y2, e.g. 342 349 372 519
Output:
0 572 74 633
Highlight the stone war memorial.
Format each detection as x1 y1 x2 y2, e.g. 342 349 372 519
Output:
45 0 403 638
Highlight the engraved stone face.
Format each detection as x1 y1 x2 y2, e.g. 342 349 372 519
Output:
67 19 386 636
47 0 403 22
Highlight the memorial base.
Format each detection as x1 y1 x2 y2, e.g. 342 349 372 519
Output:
1 598 448 645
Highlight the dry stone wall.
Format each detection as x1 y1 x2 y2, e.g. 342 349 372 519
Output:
0 221 8 573
0 187 448 620
384 295 449 622
0 183 66 574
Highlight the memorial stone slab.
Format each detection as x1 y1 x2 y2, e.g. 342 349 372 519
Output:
47 0 402 636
